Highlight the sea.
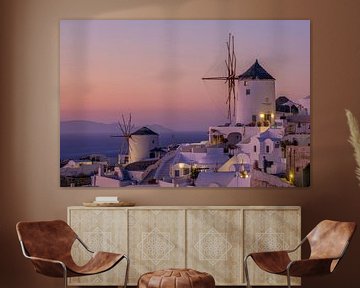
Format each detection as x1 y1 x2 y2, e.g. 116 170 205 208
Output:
60 131 208 161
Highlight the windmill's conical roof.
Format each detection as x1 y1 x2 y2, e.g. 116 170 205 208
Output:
238 59 275 80
131 127 158 136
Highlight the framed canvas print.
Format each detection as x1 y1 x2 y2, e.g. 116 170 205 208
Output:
60 20 310 188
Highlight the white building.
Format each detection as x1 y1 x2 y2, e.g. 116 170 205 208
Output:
238 128 285 174
276 98 309 118
235 59 276 126
61 158 108 177
218 153 251 172
171 146 228 173
156 144 230 186
296 95 311 114
195 170 251 187
285 115 311 135
208 125 266 145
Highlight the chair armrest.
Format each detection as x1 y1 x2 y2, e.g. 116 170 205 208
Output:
247 250 290 258
25 255 67 278
76 236 94 253
287 258 336 277
25 255 65 265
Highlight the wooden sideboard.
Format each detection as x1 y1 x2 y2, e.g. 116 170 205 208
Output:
67 206 301 286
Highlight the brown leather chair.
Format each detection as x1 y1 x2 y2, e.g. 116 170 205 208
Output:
244 220 356 288
16 220 129 288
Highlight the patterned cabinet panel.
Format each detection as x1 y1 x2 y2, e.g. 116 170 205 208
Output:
68 208 127 286
186 209 243 285
128 209 186 284
243 208 301 286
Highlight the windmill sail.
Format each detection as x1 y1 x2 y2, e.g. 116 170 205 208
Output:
202 33 238 123
111 113 135 164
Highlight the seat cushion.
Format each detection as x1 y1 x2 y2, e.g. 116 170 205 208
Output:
138 268 215 288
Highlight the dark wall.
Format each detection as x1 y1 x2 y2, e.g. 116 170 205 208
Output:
1 0 360 287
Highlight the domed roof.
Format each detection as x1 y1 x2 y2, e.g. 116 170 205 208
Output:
131 127 158 136
238 59 275 80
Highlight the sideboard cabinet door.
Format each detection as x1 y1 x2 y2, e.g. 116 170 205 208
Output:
243 208 301 286
68 208 128 286
186 209 243 285
128 209 186 284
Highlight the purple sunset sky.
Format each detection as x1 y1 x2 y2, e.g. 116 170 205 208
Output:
60 20 310 131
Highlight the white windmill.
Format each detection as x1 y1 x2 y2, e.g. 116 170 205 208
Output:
203 33 276 127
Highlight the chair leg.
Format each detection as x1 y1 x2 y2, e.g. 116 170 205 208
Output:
244 255 252 288
286 269 291 288
123 255 130 288
62 265 68 288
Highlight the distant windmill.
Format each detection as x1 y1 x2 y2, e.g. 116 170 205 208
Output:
111 113 135 164
202 33 238 124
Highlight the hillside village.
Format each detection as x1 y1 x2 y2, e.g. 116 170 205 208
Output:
61 59 310 188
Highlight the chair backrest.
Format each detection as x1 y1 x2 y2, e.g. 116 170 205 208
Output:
16 220 77 261
307 220 356 261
